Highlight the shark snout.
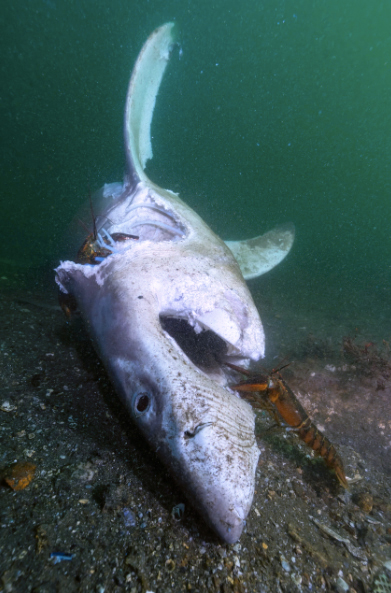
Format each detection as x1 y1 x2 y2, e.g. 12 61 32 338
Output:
173 410 258 543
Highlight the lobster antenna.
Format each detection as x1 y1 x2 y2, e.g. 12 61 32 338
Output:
271 361 292 375
77 218 91 234
88 187 98 240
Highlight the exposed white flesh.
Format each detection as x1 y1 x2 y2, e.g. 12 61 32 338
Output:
56 23 294 542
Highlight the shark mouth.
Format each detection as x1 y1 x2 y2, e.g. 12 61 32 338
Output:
160 316 228 369
158 313 256 396
85 181 262 385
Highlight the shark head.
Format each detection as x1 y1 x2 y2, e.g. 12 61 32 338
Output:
56 23 294 543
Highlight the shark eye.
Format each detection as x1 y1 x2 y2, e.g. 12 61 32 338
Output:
133 392 151 414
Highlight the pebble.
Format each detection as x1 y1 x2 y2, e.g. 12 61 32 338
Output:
23 449 35 458
280 555 291 572
171 503 185 520
292 481 305 498
355 492 373 513
123 508 137 527
0 401 17 412
72 464 95 482
335 577 349 593
165 559 175 572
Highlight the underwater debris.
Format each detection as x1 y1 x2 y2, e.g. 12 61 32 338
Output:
312 518 367 561
342 337 391 383
1 461 36 491
372 561 391 593
50 552 74 564
35 525 49 554
287 522 328 567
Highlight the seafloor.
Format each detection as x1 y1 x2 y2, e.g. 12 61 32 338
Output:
0 262 390 593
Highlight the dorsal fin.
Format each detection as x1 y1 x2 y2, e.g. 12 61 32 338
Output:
124 23 176 183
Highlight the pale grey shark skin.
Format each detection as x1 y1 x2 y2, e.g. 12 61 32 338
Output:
55 23 294 543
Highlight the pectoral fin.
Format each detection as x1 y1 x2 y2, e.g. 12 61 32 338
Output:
226 223 295 280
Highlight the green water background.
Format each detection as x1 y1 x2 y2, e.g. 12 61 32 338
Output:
1 0 390 331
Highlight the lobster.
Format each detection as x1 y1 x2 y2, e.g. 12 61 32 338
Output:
59 203 139 318
76 227 138 265
226 362 348 489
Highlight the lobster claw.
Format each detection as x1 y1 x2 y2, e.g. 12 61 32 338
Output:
225 361 269 393
230 378 269 393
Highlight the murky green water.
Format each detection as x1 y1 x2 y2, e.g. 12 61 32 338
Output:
1 0 390 319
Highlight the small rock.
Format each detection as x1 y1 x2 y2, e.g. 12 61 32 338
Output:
23 449 36 458
354 492 373 513
335 577 349 593
171 503 185 520
0 401 17 412
165 559 175 572
123 508 137 527
280 555 291 572
292 481 305 498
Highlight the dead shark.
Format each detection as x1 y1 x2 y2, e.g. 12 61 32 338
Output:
55 23 294 543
